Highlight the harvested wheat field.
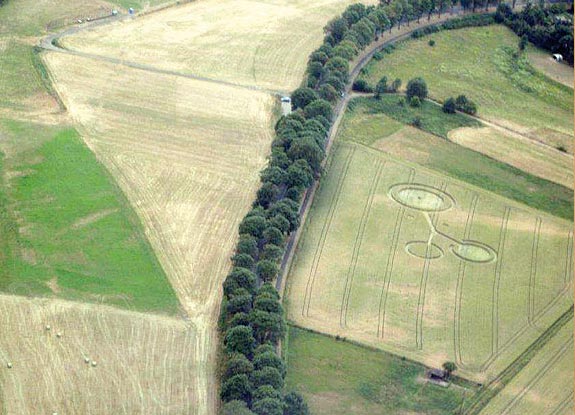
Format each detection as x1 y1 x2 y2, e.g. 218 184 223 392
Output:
448 126 573 188
44 52 275 413
285 142 573 383
59 0 375 91
0 294 197 415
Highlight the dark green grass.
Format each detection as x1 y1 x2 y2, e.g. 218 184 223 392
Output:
286 326 477 415
345 98 573 221
351 95 481 139
0 119 180 314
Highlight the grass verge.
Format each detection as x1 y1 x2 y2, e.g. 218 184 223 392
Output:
286 325 478 415
350 95 481 138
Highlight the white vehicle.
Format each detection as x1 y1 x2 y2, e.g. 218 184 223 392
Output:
280 96 291 103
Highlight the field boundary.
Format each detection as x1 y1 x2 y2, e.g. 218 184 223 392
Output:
461 306 573 415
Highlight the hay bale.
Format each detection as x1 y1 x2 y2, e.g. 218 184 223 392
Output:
91 361 97 367
45 325 51 331
84 357 90 364
7 362 12 369
56 332 62 338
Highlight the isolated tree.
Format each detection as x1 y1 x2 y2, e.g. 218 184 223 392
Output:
375 76 388 99
406 77 428 100
442 97 456 113
225 325 256 356
220 374 253 402
443 361 457 378
291 88 319 110
284 391 310 415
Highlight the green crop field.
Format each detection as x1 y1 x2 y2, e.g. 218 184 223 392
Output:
285 326 478 415
341 98 573 220
479 320 573 415
359 25 574 148
0 118 179 313
285 139 573 382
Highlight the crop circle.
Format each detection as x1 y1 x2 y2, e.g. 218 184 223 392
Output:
450 241 497 263
389 184 454 212
405 241 444 260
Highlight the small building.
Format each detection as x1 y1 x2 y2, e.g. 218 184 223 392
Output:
428 368 447 382
553 53 563 62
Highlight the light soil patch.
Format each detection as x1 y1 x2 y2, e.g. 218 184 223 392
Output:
59 0 376 91
0 294 198 415
70 208 119 230
479 321 574 415
44 52 275 414
286 142 573 383
448 126 573 188
528 48 574 89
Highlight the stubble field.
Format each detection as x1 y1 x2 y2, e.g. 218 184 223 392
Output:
0 294 198 415
58 0 376 91
285 141 573 382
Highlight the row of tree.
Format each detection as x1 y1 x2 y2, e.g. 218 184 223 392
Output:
496 2 574 64
219 1 503 413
